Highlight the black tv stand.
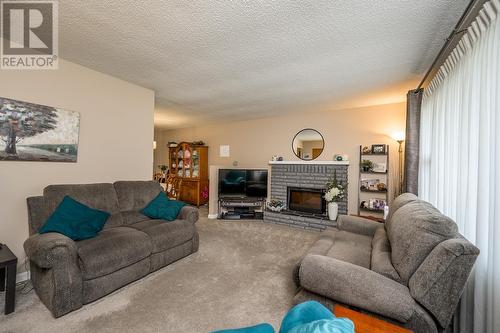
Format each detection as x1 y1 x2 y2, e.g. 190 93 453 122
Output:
218 197 266 220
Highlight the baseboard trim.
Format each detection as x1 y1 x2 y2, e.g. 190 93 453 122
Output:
16 270 30 283
207 214 218 219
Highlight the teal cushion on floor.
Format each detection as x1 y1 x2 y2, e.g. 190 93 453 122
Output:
39 195 110 240
286 319 354 333
280 301 334 333
280 301 354 333
213 323 275 333
140 191 186 221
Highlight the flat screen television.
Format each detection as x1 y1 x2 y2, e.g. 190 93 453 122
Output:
218 169 268 198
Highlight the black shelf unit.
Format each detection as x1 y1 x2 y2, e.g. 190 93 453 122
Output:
358 145 389 219
218 197 265 220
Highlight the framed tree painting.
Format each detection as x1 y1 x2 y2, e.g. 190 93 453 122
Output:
0 97 80 162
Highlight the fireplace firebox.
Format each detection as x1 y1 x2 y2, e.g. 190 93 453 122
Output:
287 187 326 215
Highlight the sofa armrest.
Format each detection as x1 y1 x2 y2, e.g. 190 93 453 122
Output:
299 254 417 323
24 232 78 269
177 205 199 224
24 232 83 317
336 215 381 236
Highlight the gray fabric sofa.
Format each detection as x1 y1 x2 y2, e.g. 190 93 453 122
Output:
293 193 479 333
23 181 199 317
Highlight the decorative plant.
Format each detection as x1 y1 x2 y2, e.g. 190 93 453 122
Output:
158 164 167 173
360 159 374 171
325 170 345 203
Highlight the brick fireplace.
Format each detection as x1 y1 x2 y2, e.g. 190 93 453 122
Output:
264 161 349 230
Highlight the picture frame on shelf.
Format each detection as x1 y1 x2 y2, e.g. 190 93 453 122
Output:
360 179 380 191
371 144 386 154
369 198 387 210
372 162 387 173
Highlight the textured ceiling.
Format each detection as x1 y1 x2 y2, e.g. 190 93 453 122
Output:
58 0 469 129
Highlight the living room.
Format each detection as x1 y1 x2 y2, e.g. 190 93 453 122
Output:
0 1 498 333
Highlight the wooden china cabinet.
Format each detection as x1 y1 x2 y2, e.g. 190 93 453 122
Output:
168 142 209 207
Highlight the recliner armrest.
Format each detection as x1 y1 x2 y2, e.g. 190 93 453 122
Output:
24 232 78 269
177 205 199 224
336 215 381 236
299 254 417 323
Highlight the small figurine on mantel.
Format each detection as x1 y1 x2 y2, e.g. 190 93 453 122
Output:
333 154 349 161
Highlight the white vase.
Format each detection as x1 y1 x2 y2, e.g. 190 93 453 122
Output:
328 202 338 220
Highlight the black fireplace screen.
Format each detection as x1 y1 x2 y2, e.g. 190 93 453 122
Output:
287 187 326 214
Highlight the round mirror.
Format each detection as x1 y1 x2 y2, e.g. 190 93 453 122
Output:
292 129 324 160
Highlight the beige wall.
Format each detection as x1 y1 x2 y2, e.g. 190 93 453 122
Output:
155 102 406 216
0 59 155 276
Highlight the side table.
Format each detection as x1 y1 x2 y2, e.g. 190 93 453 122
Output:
334 305 413 333
0 244 18 315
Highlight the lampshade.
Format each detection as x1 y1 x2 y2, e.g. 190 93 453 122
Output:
391 131 405 142
153 141 157 150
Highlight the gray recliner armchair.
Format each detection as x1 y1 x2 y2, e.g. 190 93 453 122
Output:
24 181 200 317
293 193 479 333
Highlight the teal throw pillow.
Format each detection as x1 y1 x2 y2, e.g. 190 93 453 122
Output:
140 192 186 221
213 323 275 333
39 195 110 240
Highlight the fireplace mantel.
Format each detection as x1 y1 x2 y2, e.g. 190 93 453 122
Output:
268 160 349 165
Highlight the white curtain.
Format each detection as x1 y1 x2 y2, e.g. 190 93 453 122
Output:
419 0 500 332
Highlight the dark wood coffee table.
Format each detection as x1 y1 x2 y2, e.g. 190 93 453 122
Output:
0 244 18 315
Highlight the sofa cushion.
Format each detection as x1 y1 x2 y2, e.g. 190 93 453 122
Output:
129 219 195 253
76 227 152 280
323 229 372 269
371 227 401 282
114 181 163 214
39 196 110 241
388 200 458 284
43 183 123 228
385 193 418 234
120 210 152 225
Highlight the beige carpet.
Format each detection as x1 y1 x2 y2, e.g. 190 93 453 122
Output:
0 208 318 333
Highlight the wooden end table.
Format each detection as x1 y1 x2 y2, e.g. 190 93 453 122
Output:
334 305 413 333
0 244 18 315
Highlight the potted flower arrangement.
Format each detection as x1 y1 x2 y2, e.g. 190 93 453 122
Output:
324 170 345 220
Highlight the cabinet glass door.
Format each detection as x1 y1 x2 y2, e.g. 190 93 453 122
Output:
183 146 192 178
176 147 184 177
192 148 200 178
